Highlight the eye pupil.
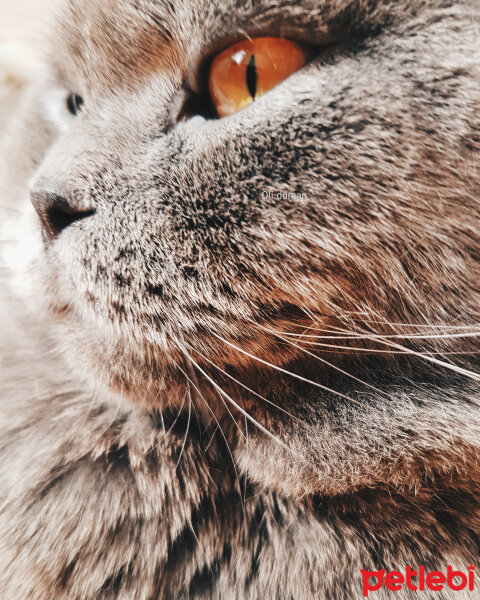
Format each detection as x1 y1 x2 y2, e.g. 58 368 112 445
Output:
67 93 84 115
246 54 257 99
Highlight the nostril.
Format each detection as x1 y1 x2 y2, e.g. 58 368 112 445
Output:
47 205 96 237
31 191 95 240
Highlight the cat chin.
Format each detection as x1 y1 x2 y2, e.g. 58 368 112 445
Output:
18 249 480 502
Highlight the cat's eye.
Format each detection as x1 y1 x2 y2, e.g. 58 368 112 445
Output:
209 37 307 118
66 93 84 116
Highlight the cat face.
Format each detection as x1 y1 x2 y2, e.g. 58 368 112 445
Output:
5 0 480 497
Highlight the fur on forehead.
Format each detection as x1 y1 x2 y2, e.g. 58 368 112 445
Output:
51 0 439 93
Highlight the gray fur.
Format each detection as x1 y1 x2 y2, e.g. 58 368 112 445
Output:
1 0 480 597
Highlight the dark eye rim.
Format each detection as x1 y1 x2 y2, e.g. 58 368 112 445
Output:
66 92 84 116
176 37 318 123
188 34 322 98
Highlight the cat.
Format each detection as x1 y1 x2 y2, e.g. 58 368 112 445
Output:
0 0 479 597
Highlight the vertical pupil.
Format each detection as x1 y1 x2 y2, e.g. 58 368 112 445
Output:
246 54 257 99
67 93 83 115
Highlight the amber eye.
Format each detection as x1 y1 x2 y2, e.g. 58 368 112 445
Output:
209 37 307 118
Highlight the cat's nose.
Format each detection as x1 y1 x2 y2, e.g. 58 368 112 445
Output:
31 190 95 241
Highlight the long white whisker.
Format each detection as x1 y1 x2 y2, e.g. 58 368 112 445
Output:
324 323 480 381
256 325 480 341
348 317 480 329
251 321 390 398
374 338 480 381
174 382 192 472
177 343 299 456
169 354 245 505
185 342 302 422
286 342 480 356
210 332 361 405
175 351 244 441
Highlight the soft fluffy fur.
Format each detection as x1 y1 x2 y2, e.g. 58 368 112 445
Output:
1 0 480 597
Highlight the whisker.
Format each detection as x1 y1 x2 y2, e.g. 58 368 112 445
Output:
174 383 192 472
347 317 478 329
170 352 246 507
210 332 363 406
180 346 248 442
177 342 299 456
290 343 480 356
374 337 480 382
329 322 480 377
257 325 480 341
185 341 302 422
242 412 249 506
203 422 221 453
179 350 238 438
325 322 480 382
250 321 390 398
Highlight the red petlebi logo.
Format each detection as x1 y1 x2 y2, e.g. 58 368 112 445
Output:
361 565 475 597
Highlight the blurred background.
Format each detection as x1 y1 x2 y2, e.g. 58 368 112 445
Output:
0 0 56 132
0 0 55 43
